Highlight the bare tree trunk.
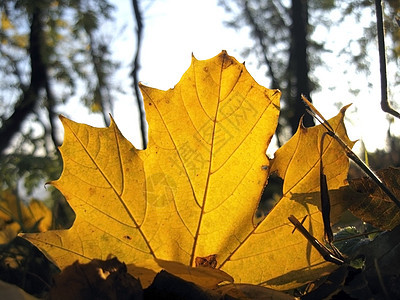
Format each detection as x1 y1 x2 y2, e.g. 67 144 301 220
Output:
287 0 314 134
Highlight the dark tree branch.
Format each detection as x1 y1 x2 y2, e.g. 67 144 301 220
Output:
288 0 314 133
0 5 47 154
131 0 147 148
375 0 400 119
45 78 61 150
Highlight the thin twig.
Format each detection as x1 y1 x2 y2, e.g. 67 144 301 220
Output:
375 0 400 119
288 215 344 265
333 230 382 242
44 68 61 149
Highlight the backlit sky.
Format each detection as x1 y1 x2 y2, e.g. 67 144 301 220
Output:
61 0 400 155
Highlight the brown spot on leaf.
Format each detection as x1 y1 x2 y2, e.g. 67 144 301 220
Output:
195 254 217 268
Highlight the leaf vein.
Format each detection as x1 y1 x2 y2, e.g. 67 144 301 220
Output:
65 121 156 258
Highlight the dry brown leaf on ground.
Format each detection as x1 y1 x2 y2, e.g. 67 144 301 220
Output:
348 167 400 230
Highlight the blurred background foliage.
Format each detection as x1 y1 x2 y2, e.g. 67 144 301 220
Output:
219 0 400 145
0 0 399 221
0 0 121 232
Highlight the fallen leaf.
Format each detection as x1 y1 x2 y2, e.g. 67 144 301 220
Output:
348 167 400 230
155 259 233 289
21 51 352 290
299 266 349 300
125 257 233 290
125 258 233 289
216 283 295 299
349 224 400 299
0 280 39 300
144 270 221 300
49 257 142 300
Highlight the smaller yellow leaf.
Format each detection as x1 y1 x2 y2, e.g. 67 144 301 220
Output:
0 190 52 239
219 106 354 290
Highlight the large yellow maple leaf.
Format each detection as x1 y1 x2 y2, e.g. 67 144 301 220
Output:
22 51 352 290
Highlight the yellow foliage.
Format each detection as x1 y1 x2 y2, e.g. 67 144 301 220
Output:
12 34 28 48
0 12 28 48
90 101 102 112
22 51 352 290
0 221 20 245
0 190 21 222
25 199 53 232
50 0 60 8
55 19 68 28
0 190 52 244
1 12 13 30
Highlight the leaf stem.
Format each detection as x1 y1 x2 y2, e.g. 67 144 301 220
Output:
320 132 333 244
288 215 344 265
333 230 382 242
